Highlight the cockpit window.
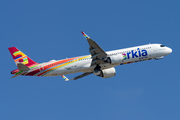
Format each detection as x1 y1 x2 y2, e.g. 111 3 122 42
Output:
160 44 165 47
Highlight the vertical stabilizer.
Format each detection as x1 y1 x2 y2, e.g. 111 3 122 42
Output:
8 47 38 67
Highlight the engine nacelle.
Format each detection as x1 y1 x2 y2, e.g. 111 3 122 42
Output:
94 67 116 78
106 54 124 64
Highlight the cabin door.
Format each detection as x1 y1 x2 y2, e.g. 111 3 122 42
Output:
39 65 44 71
153 45 157 51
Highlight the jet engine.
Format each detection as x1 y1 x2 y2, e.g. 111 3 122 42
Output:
105 54 124 64
94 67 116 78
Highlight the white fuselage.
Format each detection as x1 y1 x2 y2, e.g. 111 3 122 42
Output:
42 44 172 77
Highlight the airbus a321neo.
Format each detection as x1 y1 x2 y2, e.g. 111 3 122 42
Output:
8 31 172 81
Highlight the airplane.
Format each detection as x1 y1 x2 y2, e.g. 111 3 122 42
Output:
8 31 172 81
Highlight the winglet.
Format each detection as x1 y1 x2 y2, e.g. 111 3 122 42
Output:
81 31 90 39
61 75 69 81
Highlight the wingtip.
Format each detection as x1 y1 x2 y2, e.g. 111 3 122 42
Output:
81 31 90 39
61 75 70 81
65 79 70 81
81 31 85 36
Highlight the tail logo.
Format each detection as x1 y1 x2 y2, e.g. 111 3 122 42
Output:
13 51 29 65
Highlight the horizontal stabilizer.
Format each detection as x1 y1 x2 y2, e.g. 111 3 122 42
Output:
17 63 30 71
12 71 27 78
11 63 30 78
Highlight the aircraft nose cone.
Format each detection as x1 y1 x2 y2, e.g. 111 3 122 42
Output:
168 47 172 54
166 47 172 55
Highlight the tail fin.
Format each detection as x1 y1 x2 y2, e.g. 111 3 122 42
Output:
8 47 38 67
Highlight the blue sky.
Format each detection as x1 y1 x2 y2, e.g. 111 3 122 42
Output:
1 0 180 120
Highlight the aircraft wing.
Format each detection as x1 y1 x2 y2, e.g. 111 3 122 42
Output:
81 31 107 65
70 72 93 80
